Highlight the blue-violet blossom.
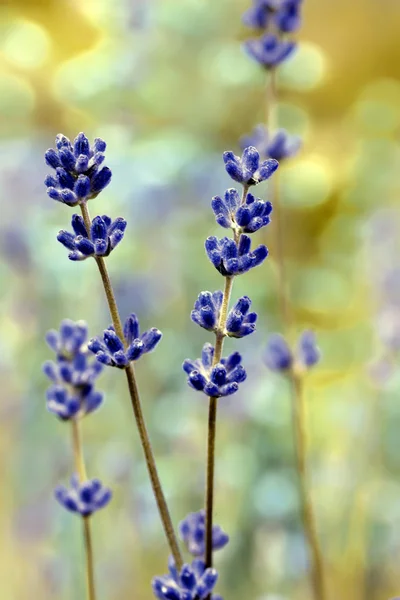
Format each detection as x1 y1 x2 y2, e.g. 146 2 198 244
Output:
55 475 112 516
264 330 320 372
212 187 272 234
191 291 258 338
57 214 127 261
152 557 219 600
223 146 278 186
43 320 104 419
240 125 301 161
89 313 162 368
45 132 112 206
183 343 246 398
205 234 268 276
179 510 229 557
243 0 302 32
244 33 296 69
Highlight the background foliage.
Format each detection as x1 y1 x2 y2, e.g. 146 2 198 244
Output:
1 0 400 598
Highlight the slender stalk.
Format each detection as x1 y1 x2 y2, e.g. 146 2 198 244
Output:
204 185 249 575
266 69 291 329
71 418 96 600
204 276 234 570
79 201 183 570
290 372 326 600
266 62 325 598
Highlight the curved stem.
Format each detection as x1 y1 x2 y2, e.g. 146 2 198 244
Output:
71 418 96 600
79 201 183 570
290 372 326 600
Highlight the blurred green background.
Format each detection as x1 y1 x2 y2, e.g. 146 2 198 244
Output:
1 0 400 598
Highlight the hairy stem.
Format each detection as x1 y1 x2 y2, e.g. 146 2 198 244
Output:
71 418 95 600
79 201 183 570
204 185 249 577
290 372 326 600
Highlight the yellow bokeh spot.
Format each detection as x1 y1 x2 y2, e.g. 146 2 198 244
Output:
0 72 35 116
2 19 51 69
280 155 333 207
279 41 328 91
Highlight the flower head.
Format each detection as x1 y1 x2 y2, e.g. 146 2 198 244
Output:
244 33 296 69
223 146 278 186
191 291 257 338
55 475 112 516
179 510 229 557
297 330 321 368
264 334 293 371
240 125 301 162
183 343 246 398
57 214 127 261
264 330 321 372
211 188 272 234
152 557 219 600
243 0 302 32
44 133 112 206
242 0 277 29
88 313 162 368
205 234 268 276
43 319 104 420
275 0 303 32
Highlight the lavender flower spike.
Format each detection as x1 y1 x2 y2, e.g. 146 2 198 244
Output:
191 291 257 337
43 319 104 420
205 234 268 276
152 557 219 600
89 313 162 368
45 132 111 206
240 125 302 162
223 146 278 186
57 214 127 261
244 33 297 69
55 475 112 516
183 343 247 398
211 188 272 234
264 331 321 372
179 510 229 557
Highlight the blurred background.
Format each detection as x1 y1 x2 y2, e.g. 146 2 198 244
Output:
1 0 400 598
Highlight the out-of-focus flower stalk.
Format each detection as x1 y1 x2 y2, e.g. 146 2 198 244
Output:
290 370 326 600
71 418 96 600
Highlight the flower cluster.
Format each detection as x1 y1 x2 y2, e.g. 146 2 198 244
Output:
58 214 127 261
179 510 229 557
243 0 302 68
45 133 112 206
264 330 321 372
55 475 112 517
211 187 272 234
222 147 278 186
43 320 104 420
240 125 302 161
191 292 257 338
205 234 268 276
152 557 220 600
183 343 246 398
89 313 162 368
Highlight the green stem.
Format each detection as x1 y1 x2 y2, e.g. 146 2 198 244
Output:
266 69 291 329
79 201 183 570
204 185 249 576
290 372 326 600
71 418 96 600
